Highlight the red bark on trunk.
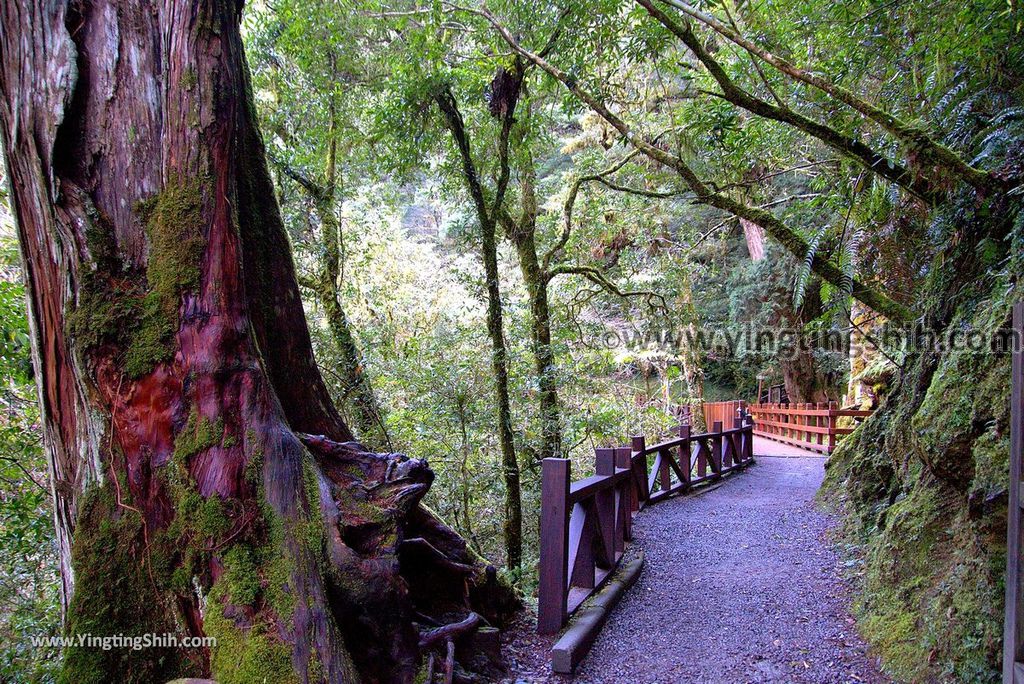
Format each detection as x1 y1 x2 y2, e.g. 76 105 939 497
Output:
0 2 517 682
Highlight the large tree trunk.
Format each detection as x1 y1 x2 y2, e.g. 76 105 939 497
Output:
0 2 516 683
777 285 832 404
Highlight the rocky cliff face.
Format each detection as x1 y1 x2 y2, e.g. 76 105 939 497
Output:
822 183 1022 682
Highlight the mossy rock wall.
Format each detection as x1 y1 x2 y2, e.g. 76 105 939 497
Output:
821 194 1021 682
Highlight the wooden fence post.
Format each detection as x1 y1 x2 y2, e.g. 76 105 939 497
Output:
711 420 723 475
538 458 570 634
679 423 691 485
737 413 745 462
630 436 648 508
595 448 618 559
723 419 734 469
1004 301 1024 681
614 447 634 541
816 401 826 450
658 447 672 492
827 400 838 453
744 412 754 461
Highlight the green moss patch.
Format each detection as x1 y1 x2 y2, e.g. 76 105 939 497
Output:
821 233 1015 682
203 583 299 684
67 178 207 377
125 178 206 376
58 486 196 684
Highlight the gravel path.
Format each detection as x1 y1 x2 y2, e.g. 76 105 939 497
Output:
504 453 889 683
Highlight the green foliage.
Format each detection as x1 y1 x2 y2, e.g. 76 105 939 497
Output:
0 0 1017 674
823 170 1021 680
793 224 827 310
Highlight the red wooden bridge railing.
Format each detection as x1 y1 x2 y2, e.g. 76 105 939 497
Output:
537 414 755 634
747 402 872 454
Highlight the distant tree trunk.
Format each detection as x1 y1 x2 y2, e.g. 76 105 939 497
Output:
478 214 523 571
740 218 766 262
780 348 831 403
312 120 390 451
778 283 832 403
274 94 390 451
502 156 562 462
434 86 523 571
0 2 515 682
314 213 390 450
516 235 561 461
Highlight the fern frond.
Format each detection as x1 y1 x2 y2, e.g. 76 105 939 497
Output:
793 224 827 309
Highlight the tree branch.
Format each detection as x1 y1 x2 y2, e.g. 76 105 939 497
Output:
474 5 914 323
634 0 943 204
547 264 669 313
656 0 997 193
434 85 493 227
267 151 328 203
544 149 645 271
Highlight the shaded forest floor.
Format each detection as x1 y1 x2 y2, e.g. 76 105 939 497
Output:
502 450 889 683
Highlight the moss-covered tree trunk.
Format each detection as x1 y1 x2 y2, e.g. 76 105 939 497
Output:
312 191 390 451
279 97 390 452
0 2 516 682
434 84 523 572
515 236 561 461
502 158 562 462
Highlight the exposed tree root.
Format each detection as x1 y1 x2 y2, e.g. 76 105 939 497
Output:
298 433 519 682
419 612 482 649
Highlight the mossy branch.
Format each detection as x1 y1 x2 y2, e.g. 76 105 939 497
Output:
547 264 669 314
653 0 997 194
474 5 913 323
633 0 943 204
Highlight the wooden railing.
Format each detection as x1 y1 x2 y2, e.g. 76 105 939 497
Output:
537 415 755 634
747 402 872 454
703 400 746 430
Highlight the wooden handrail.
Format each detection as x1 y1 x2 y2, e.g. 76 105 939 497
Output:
747 401 872 454
537 413 756 634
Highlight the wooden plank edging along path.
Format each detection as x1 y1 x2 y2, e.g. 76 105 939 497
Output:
537 413 756 673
